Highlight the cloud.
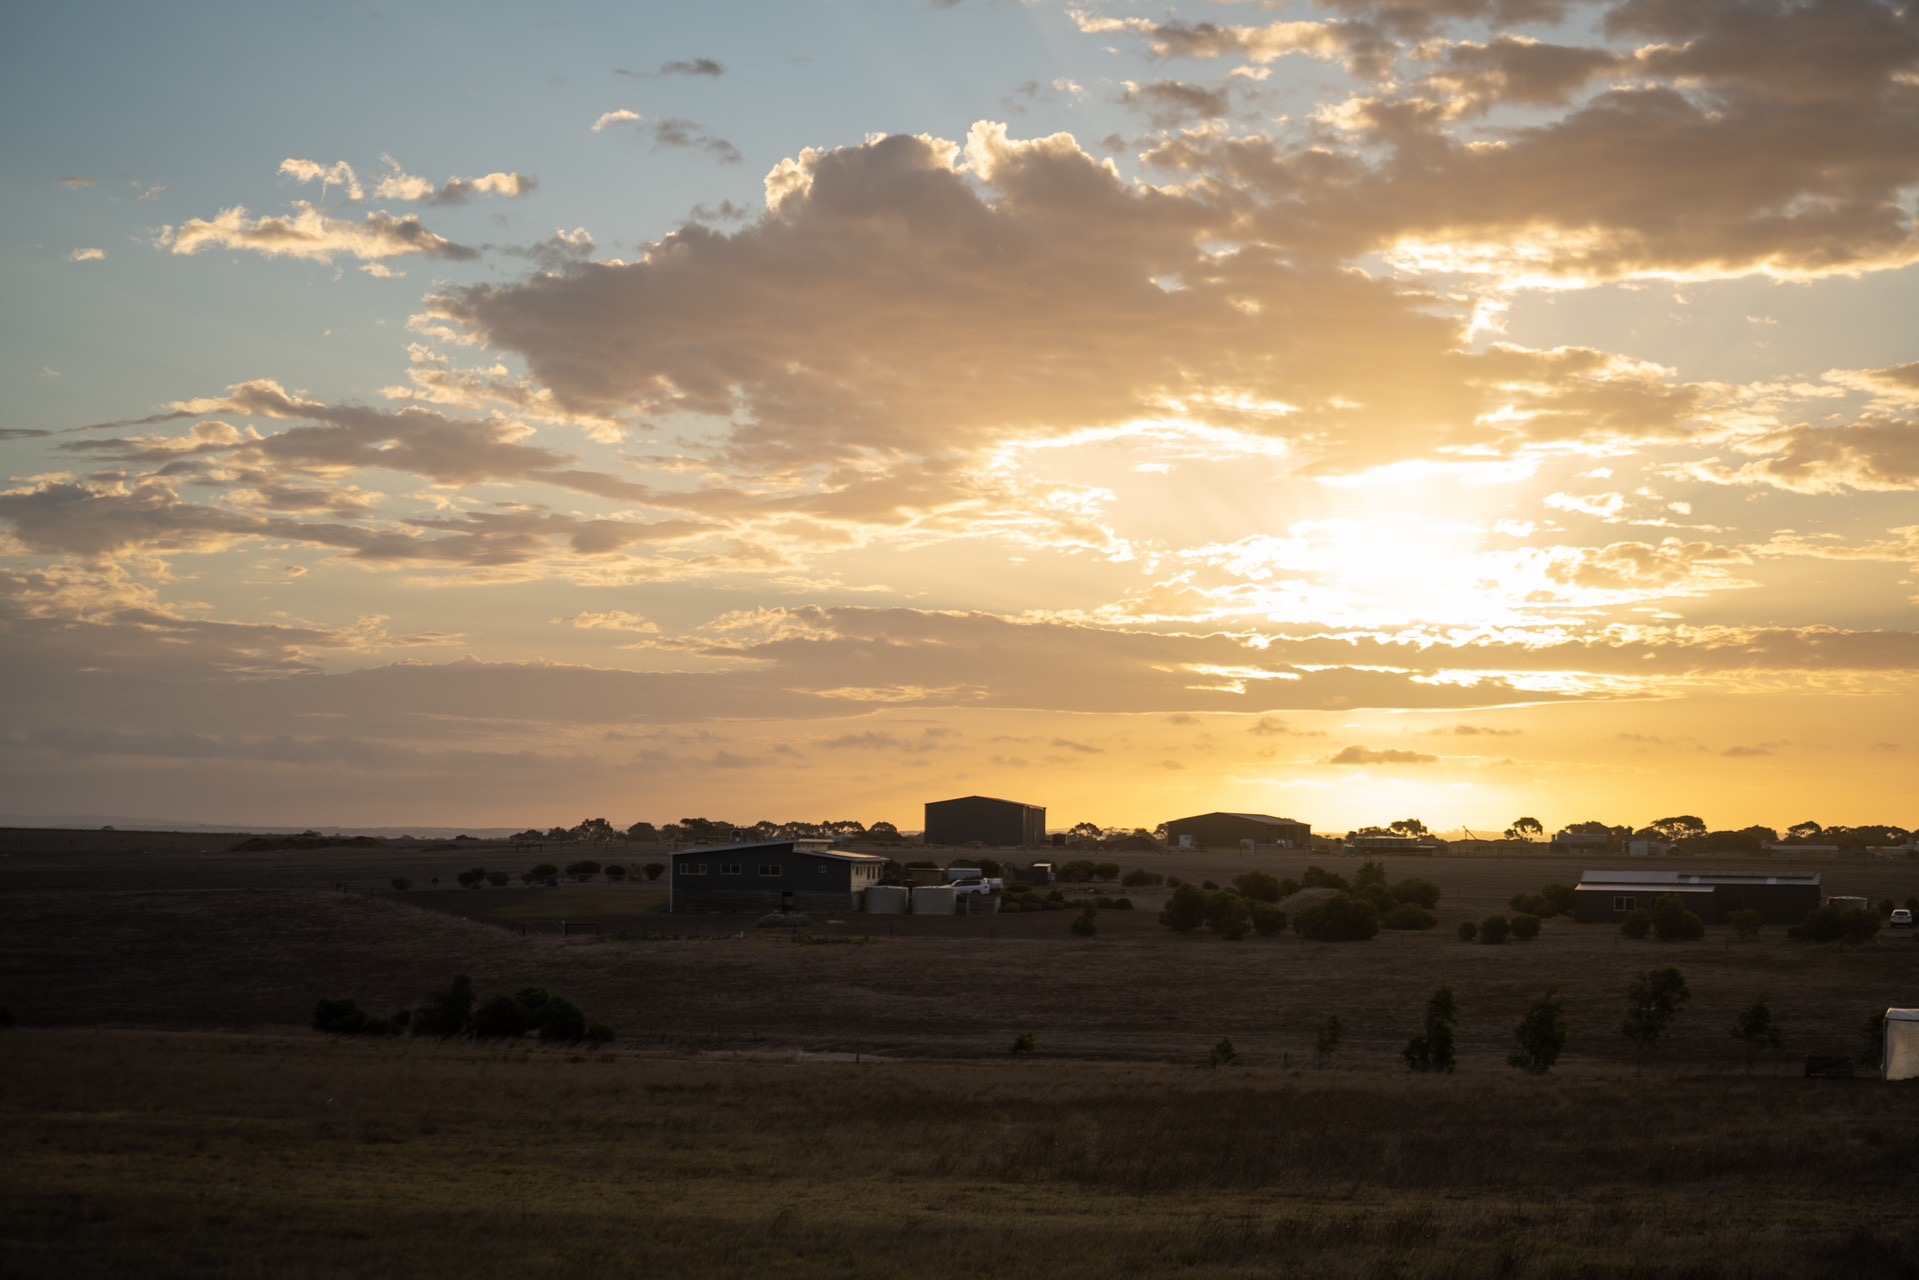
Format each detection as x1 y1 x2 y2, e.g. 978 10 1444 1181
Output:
1695 417 1919 494
591 111 741 162
1118 79 1233 128
1327 745 1439 764
660 57 724 77
592 109 643 131
59 176 96 189
278 158 364 200
557 610 660 633
65 247 106 263
161 204 477 263
372 158 537 205
1416 36 1624 116
1074 14 1350 65
1428 724 1522 736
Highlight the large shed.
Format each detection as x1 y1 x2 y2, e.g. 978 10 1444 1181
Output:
669 840 885 915
1572 869 1821 926
1165 812 1312 850
923 795 1047 848
1886 1010 1919 1081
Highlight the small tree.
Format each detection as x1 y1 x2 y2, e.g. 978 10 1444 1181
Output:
1479 914 1511 945
1205 890 1251 940
1207 1037 1237 1069
313 996 369 1035
1621 966 1691 1070
1509 912 1541 941
1403 986 1458 1073
413 974 476 1038
456 867 487 889
1071 904 1098 937
1731 991 1783 1073
1160 883 1208 932
564 860 602 883
1457 920 1478 942
1294 894 1380 941
1011 1032 1035 1056
1250 902 1287 936
642 862 666 881
1507 984 1567 1074
1650 893 1705 941
1620 909 1652 939
1233 871 1283 902
1729 909 1762 939
1315 1014 1343 1069
604 864 627 881
486 871 509 887
1391 878 1441 909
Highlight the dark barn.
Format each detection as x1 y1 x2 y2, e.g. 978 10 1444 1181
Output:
1572 869 1822 926
669 840 885 915
923 795 1046 848
1165 812 1312 850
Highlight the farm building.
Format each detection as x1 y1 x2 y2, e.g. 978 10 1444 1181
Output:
1886 1010 1919 1081
923 795 1046 848
1571 869 1821 926
1165 812 1312 850
669 840 886 915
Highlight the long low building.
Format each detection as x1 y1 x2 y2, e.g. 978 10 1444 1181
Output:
1165 812 1311 850
1572 869 1822 926
669 840 886 915
924 795 1046 847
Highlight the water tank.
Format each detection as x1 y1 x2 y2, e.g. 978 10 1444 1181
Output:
865 885 909 915
911 885 957 916
1826 895 1869 912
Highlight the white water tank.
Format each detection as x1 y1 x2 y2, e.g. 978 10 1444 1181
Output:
865 885 909 915
911 885 957 916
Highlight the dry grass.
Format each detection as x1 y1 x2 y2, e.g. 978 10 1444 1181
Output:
2 1030 1915 1279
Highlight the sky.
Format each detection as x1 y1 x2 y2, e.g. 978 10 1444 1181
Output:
3 0 1917 835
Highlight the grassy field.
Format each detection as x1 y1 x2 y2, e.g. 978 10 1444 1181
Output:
3 1029 1916 1279
4 830 1918 1275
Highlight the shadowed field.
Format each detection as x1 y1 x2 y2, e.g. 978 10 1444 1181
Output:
2 1030 1915 1279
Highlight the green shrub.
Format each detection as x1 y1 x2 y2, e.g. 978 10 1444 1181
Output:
1650 893 1705 941
537 996 588 1043
1111 897 1134 911
1093 896 1115 909
1731 991 1782 1073
390 877 412 891
1479 915 1511 945
1201 880 1220 891
413 975 476 1037
486 871 509 887
1457 920 1477 942
1094 862 1120 882
1205 890 1251 939
1382 903 1436 931
1622 966 1691 1068
471 993 536 1039
1508 983 1567 1075
1391 878 1441 909
1510 892 1549 917
1121 868 1164 888
529 863 559 881
1620 909 1652 939
1729 909 1762 938
456 868 487 889
564 860 601 882
1207 1037 1237 1069
1294 894 1379 942
1799 903 1880 944
1071 906 1098 937
643 862 665 881
1233 871 1283 902
1302 865 1350 891
313 996 369 1035
1540 883 1576 916
1403 986 1458 1073
1160 883 1208 932
1010 1032 1035 1056
1509 912 1541 941
1250 902 1287 936
603 864 626 881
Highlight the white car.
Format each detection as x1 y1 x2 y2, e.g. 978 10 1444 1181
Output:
1891 908 1914 929
948 876 1003 896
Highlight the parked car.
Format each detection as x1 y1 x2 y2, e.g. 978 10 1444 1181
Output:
948 876 1004 896
1891 908 1913 929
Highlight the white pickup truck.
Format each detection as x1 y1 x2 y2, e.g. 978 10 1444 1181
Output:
947 871 1004 895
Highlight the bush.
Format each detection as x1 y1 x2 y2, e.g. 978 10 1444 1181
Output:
1731 991 1782 1073
1382 903 1436 931
643 862 666 881
1391 878 1441 909
1233 871 1283 903
313 996 369 1035
1799 903 1881 944
456 867 487 889
1071 906 1098 937
1622 966 1691 1068
1160 883 1208 932
529 863 559 881
413 974 476 1037
1620 909 1652 939
1729 909 1763 939
1010 1032 1035 1056
1540 883 1577 916
604 864 626 881
1510 892 1549 917
1479 915 1511 945
390 877 411 891
1294 894 1380 942
1302 865 1350 892
1509 912 1541 941
486 871 509 887
1650 893 1705 941
564 860 602 883
537 996 588 1043
1205 890 1251 940
471 993 536 1039
1112 896 1134 911
1093 896 1115 909
1207 1037 1237 1068
1457 920 1477 942
1201 880 1220 891
1403 986 1458 1073
1508 983 1567 1074
1121 868 1164 888
1094 862 1120 882
1250 902 1287 936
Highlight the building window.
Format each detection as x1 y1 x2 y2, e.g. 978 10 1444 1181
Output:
759 864 782 877
681 863 707 876
720 864 741 875
1613 895 1634 911
817 865 829 875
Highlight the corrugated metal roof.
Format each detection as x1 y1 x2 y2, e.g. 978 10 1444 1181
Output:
1575 882 1715 895
1170 812 1307 826
669 840 885 862
926 794 1042 810
1576 869 1820 886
